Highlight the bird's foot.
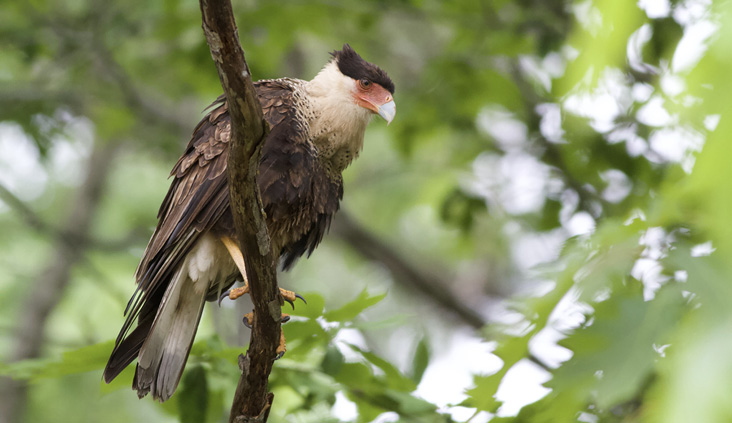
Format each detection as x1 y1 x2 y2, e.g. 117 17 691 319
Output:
242 312 290 328
218 286 304 308
242 311 254 328
229 286 250 300
280 288 306 309
276 326 287 360
241 311 290 360
217 285 250 305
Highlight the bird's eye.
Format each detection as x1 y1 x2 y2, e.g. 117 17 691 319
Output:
359 79 371 89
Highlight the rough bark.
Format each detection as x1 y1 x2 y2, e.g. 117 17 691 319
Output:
198 1 281 421
0 141 118 423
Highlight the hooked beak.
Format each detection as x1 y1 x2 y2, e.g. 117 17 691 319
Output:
355 81 396 125
377 100 396 125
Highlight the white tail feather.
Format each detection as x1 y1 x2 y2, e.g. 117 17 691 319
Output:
135 266 206 401
135 233 232 401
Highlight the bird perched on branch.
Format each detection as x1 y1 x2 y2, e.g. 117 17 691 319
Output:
103 44 395 401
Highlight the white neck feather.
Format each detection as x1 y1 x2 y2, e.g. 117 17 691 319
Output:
305 61 372 173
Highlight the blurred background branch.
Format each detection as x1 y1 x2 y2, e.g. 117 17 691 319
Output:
0 181 146 252
0 141 119 423
332 212 486 330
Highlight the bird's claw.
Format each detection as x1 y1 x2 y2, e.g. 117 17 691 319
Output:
276 324 287 359
279 288 306 309
242 312 289 328
218 285 250 306
217 289 231 306
238 292 296 360
241 311 289 360
242 312 254 329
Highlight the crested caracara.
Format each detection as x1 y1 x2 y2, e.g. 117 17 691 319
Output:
103 44 395 402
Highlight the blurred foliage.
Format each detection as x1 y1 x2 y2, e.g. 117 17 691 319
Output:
1 0 732 422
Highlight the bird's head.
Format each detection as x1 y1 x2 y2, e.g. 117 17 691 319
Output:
330 44 395 125
309 44 396 125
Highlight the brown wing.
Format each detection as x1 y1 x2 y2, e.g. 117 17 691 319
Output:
105 81 300 380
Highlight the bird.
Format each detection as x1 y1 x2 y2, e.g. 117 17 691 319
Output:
102 44 395 402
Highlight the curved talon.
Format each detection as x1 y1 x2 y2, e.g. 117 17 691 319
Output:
276 320 287 359
242 312 254 329
279 288 305 309
217 290 232 306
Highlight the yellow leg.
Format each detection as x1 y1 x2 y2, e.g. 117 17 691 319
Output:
220 235 248 283
221 236 297 359
219 235 303 305
220 235 250 300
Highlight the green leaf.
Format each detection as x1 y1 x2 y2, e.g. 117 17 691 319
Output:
332 362 373 388
555 284 684 409
383 389 438 415
410 338 430 384
517 283 686 421
1 340 114 381
282 319 331 360
99 365 134 394
347 344 416 392
463 333 531 412
323 289 386 322
321 346 344 377
190 336 242 366
288 292 326 319
178 365 209 423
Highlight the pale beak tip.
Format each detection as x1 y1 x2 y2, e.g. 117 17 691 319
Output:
377 100 396 126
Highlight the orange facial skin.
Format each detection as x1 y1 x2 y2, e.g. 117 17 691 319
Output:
353 78 394 114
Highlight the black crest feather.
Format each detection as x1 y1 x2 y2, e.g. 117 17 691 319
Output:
330 44 395 94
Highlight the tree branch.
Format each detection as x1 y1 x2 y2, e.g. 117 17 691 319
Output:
88 37 192 138
0 181 147 253
198 1 280 421
331 212 487 330
331 212 553 372
0 141 119 423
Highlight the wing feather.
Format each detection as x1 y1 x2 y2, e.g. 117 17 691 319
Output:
107 78 344 382
110 82 301 356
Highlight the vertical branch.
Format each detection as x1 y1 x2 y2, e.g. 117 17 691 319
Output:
198 1 281 421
